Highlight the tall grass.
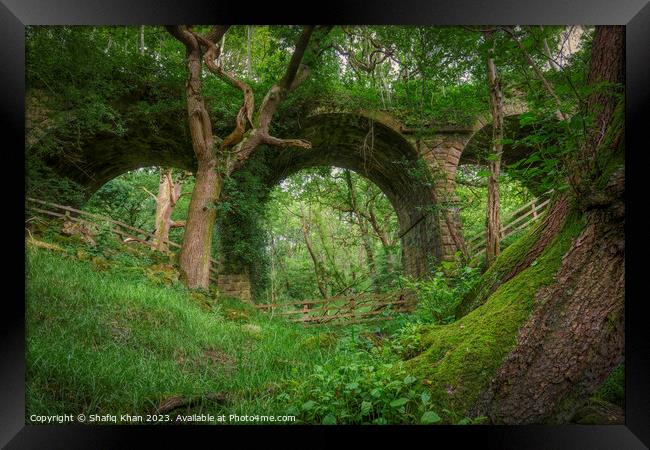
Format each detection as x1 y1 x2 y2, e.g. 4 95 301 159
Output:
26 245 336 423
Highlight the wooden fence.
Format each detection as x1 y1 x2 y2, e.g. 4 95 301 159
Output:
254 290 415 327
466 190 554 257
25 197 221 284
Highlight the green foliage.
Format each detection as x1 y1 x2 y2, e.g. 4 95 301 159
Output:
400 265 481 324
279 332 445 424
401 211 586 416
263 167 401 303
84 170 158 229
24 25 617 426
217 157 272 300
456 167 534 232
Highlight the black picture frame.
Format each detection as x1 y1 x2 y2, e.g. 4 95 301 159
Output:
4 1 649 447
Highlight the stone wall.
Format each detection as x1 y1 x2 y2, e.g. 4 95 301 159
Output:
412 133 472 262
217 274 252 303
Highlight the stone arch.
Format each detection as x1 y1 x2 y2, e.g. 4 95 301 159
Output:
219 112 466 297
459 104 554 195
37 108 467 298
40 110 195 199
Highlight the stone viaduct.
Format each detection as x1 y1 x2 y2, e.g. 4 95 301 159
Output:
35 102 535 300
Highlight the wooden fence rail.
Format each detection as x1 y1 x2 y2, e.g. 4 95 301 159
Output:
467 190 554 257
254 290 414 326
25 197 222 282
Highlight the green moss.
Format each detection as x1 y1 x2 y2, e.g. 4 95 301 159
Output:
456 215 547 317
571 397 624 424
403 211 585 418
298 332 338 351
593 362 624 408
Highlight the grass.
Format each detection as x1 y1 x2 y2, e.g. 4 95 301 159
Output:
26 237 338 423
25 212 615 425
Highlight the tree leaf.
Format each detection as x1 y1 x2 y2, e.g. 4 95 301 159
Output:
301 400 316 411
421 411 441 424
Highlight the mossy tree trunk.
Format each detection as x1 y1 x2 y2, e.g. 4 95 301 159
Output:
471 25 625 424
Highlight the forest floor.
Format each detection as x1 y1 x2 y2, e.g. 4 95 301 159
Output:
25 218 624 425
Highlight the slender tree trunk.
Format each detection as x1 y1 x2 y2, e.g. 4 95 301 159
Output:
367 203 395 273
484 30 504 267
139 25 145 56
473 25 625 424
219 34 225 68
344 170 377 287
246 26 253 76
151 169 183 252
539 26 560 71
300 205 328 299
314 210 346 291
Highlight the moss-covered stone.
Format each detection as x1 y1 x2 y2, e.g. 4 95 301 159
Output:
402 211 585 419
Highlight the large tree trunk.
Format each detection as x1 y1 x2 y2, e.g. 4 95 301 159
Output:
167 26 318 290
472 25 625 424
179 165 221 288
170 32 222 289
484 30 505 267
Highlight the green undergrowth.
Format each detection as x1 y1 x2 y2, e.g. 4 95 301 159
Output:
593 362 624 408
26 232 338 423
25 211 589 424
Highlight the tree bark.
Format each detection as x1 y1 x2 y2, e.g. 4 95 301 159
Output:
165 26 228 289
473 25 625 424
150 168 184 252
484 30 504 267
167 26 321 290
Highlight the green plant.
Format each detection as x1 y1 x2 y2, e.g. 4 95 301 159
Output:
279 335 443 425
401 264 481 324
